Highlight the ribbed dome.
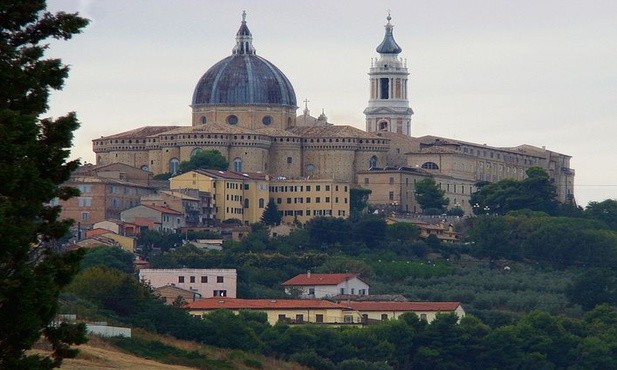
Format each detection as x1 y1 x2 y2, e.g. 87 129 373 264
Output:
192 54 297 107
192 13 297 108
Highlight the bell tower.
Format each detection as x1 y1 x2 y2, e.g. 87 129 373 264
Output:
364 14 413 136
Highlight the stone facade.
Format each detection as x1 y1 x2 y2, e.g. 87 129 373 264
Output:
91 15 575 216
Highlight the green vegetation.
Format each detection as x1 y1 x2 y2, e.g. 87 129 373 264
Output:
414 177 449 214
179 149 229 173
260 198 282 226
470 167 558 215
0 1 89 368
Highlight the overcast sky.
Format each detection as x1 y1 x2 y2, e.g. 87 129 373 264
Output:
46 0 617 207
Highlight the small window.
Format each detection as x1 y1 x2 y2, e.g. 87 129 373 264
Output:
262 115 272 125
190 276 195 283
178 276 185 283
420 313 427 321
227 115 238 125
381 313 388 321
316 314 324 323
296 314 304 323
213 290 227 297
217 276 224 283
287 156 292 164
344 315 353 323
278 314 286 322
201 116 207 124
201 276 207 283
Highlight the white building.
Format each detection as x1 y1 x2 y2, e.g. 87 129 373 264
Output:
139 268 237 298
282 273 369 299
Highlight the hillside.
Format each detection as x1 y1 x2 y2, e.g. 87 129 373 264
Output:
35 331 306 370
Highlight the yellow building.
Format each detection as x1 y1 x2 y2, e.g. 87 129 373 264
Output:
186 298 362 326
345 301 465 324
170 169 269 225
269 179 350 224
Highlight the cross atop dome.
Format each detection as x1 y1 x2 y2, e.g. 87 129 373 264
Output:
233 10 256 55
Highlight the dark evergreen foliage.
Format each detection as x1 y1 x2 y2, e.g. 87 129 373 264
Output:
0 1 89 368
414 177 449 213
260 198 282 226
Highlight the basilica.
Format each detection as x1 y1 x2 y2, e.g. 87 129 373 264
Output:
92 13 575 214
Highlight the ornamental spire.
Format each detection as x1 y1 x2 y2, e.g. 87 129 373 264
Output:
376 13 402 55
232 10 256 55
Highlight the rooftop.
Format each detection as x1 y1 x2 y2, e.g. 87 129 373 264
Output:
282 273 366 286
187 298 353 310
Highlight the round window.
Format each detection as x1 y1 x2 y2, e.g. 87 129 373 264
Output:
306 164 315 173
262 115 272 125
227 115 238 125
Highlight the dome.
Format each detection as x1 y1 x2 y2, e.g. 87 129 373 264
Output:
192 13 297 108
376 15 402 55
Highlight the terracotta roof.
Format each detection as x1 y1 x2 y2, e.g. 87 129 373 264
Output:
96 126 180 140
192 169 268 181
288 125 384 139
141 204 183 215
254 127 301 137
187 298 352 310
347 301 462 312
161 122 256 135
282 273 366 286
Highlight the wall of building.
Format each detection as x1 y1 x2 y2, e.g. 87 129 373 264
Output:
140 269 237 298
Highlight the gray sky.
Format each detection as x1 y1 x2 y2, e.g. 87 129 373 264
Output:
46 0 617 207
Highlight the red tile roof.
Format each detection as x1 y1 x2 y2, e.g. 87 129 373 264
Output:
192 169 268 181
186 298 352 310
141 204 183 215
282 273 365 286
346 301 461 312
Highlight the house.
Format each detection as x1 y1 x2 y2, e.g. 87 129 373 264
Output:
282 273 369 299
93 219 142 236
141 189 214 228
56 168 157 229
121 204 184 232
386 218 461 243
344 301 465 324
154 285 202 305
77 231 137 252
139 268 237 298
185 298 362 326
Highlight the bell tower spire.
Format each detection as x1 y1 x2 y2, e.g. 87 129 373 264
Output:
364 14 413 136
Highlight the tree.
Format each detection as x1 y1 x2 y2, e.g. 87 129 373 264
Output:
471 167 558 215
178 149 228 173
0 2 89 368
414 177 449 214
80 246 135 273
585 199 617 231
349 187 372 220
567 268 617 311
260 198 282 226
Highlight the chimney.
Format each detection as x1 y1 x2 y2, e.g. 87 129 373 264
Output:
307 270 311 278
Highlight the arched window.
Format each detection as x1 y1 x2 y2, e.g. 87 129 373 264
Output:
369 156 378 169
306 164 315 174
190 147 202 157
201 116 207 124
169 158 180 175
379 120 388 131
259 198 265 208
421 162 439 170
233 157 242 172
